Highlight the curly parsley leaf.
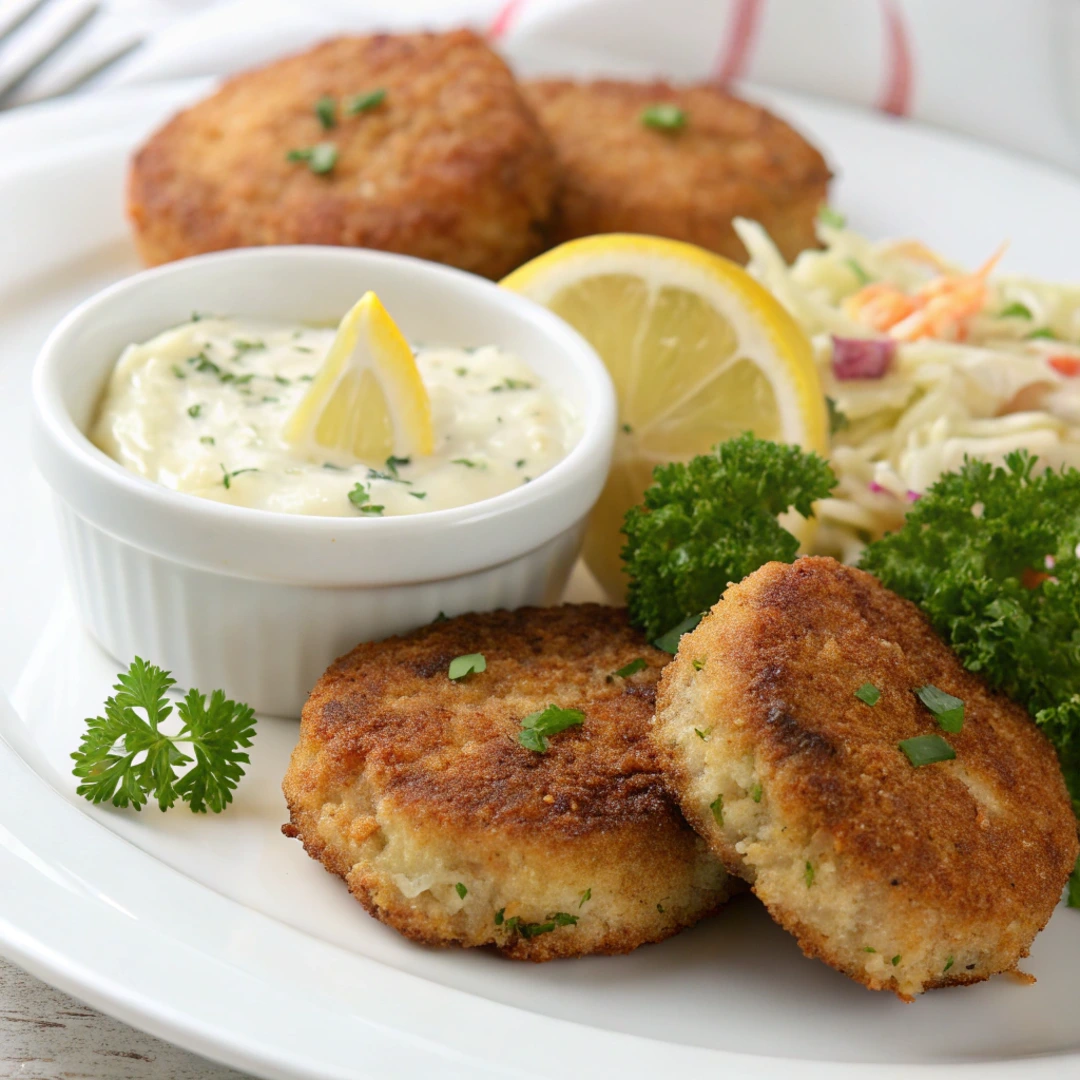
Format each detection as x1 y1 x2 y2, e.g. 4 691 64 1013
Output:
518 704 584 753
860 451 1080 811
71 658 256 813
622 433 837 639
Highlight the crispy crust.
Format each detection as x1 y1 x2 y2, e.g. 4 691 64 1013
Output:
523 79 831 262
653 558 1078 998
283 605 736 960
129 31 557 278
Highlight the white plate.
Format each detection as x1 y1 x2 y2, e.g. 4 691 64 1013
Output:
2 68 1080 1080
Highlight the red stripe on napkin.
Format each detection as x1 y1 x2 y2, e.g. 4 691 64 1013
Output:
711 0 764 85
487 0 526 40
878 0 913 116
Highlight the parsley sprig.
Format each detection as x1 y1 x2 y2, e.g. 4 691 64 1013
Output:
71 658 256 813
622 433 836 639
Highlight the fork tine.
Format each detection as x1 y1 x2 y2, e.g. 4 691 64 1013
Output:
0 0 49 47
4 31 143 107
0 0 98 101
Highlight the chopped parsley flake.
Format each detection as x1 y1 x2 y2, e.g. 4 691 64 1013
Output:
826 396 850 435
891 955 901 967
750 783 763 803
579 888 592 907
805 862 816 887
261 395 278 404
691 657 705 671
1028 327 1057 340
914 684 964 732
233 373 255 385
385 455 411 477
515 458 526 469
656 902 665 913
347 484 384 514
494 908 505 925
818 206 847 229
455 882 468 900
490 377 533 392
899 733 956 767
409 491 427 500
346 88 387 114
640 103 686 130
863 946 876 954
518 704 584 753
652 612 704 654
610 657 647 680
286 142 338 175
1000 301 1033 319
448 653 486 681
233 339 265 353
220 465 258 490
452 458 479 468
190 353 220 376
273 374 291 385
199 435 215 446
454 366 467 377
710 794 724 825
171 364 186 379
845 258 871 285
314 95 337 130
943 955 955 973
187 404 202 418
694 727 711 741
855 682 881 706
503 912 579 938
621 423 633 434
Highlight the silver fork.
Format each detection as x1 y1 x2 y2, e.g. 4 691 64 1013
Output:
0 0 143 109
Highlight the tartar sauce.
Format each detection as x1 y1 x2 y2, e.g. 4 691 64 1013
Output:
91 317 575 517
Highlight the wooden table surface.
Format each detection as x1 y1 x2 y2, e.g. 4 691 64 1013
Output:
0 957 250 1080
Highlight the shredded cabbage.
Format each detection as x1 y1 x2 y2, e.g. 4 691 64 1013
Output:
736 217 1080 562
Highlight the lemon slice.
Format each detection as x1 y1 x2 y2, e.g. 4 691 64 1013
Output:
502 234 827 600
284 292 433 465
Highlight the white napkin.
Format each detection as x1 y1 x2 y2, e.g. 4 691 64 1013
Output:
98 0 505 87
18 0 1080 173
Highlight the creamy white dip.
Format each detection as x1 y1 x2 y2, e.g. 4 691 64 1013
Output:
91 317 574 517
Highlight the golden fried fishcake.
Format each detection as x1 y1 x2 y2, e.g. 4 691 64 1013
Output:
523 79 830 262
129 31 556 278
283 605 736 960
654 557 1078 999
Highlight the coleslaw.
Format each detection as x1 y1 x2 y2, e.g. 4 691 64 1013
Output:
736 214 1080 561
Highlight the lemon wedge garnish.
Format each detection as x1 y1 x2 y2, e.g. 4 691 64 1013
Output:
284 292 433 465
501 234 827 600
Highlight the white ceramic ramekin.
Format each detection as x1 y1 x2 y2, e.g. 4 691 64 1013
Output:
32 247 616 716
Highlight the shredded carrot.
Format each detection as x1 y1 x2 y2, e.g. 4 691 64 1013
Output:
843 244 1007 342
1022 568 1053 590
1049 356 1080 377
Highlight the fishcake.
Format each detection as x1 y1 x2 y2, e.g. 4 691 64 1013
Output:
129 31 557 278
653 557 1078 999
283 605 736 960
523 78 831 262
